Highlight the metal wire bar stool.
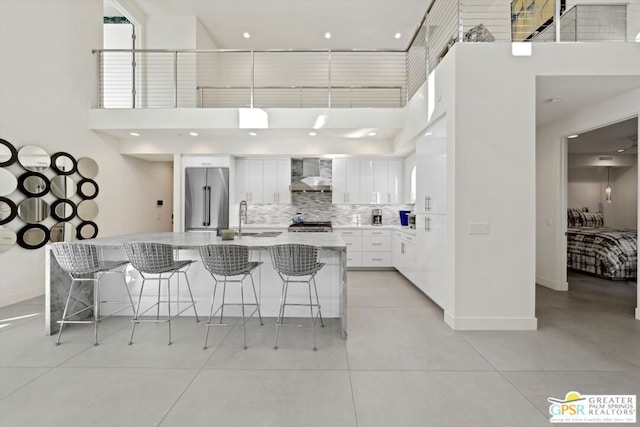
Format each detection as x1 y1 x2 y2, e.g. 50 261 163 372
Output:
199 244 264 350
51 242 135 346
124 242 199 345
269 244 325 351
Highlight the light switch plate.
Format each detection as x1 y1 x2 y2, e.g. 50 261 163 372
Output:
468 222 490 234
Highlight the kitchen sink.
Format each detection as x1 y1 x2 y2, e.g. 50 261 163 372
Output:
237 232 282 237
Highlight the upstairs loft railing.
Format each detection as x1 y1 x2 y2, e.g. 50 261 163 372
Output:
94 3 628 109
95 49 410 109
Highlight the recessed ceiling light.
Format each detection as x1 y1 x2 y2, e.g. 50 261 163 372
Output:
129 132 140 137
249 132 257 136
309 132 317 136
243 32 251 39
368 132 377 136
189 132 198 136
567 134 579 139
324 32 332 39
425 132 433 136
545 97 564 103
617 149 625 152
394 33 402 39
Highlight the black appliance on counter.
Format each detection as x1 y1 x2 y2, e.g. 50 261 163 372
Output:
288 221 333 232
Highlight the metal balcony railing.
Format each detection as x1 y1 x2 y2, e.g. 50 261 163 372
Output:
94 3 629 109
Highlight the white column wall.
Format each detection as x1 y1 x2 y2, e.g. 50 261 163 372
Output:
0 0 173 307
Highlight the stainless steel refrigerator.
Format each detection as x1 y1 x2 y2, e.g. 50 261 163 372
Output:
184 167 229 231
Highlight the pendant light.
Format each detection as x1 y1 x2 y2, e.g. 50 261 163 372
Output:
605 166 612 204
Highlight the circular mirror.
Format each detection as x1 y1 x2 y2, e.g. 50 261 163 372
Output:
77 200 98 220
78 178 99 200
51 152 77 175
0 197 18 225
17 224 50 250
50 222 76 242
18 172 50 197
76 221 98 240
18 145 51 172
51 199 77 222
0 226 17 254
51 176 76 199
18 198 50 224
0 139 18 167
0 169 18 196
77 157 99 179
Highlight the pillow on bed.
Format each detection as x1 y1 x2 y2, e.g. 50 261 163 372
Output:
577 211 603 228
567 207 589 227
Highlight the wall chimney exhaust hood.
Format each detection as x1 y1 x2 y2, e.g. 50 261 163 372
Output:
290 158 332 192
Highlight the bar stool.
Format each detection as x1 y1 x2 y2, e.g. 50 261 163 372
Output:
269 244 325 351
124 242 199 345
51 242 135 346
199 244 264 350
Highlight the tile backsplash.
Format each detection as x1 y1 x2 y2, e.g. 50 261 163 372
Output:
245 192 413 226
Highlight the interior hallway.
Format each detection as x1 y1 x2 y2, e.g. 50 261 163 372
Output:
0 270 638 426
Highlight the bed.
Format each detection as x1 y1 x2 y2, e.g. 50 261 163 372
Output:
566 208 637 280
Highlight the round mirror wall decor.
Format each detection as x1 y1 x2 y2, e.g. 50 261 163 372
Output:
76 221 98 240
0 197 18 225
50 222 76 243
51 176 76 199
0 168 18 196
77 200 98 221
51 152 77 175
77 178 99 200
51 199 77 222
0 226 17 254
18 145 51 172
17 198 50 224
17 172 50 197
77 157 99 179
17 224 50 250
0 139 18 167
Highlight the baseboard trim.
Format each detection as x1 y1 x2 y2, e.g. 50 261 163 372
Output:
536 275 567 291
445 312 538 330
0 287 44 308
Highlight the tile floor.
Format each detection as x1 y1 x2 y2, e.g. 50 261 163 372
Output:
0 270 638 426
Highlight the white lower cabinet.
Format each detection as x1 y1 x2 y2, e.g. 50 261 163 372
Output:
392 230 417 283
414 213 447 309
337 228 392 267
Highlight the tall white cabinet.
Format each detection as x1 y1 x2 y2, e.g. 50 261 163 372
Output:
414 132 448 310
332 158 361 204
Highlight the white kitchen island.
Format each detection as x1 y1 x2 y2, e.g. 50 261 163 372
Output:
45 232 347 338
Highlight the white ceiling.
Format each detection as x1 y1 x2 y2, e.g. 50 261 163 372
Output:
123 0 427 50
536 76 640 126
568 117 638 154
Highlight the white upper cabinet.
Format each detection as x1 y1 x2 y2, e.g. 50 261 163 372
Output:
359 159 376 204
263 159 291 204
236 158 290 204
416 137 446 214
386 159 402 204
332 158 360 204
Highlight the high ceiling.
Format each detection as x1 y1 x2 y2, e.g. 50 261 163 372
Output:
116 0 427 50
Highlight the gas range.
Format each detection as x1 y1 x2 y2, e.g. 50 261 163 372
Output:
287 221 333 232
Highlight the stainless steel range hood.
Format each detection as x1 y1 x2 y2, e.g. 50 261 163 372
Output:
290 158 332 192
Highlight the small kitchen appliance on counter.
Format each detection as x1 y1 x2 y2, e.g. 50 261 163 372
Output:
371 209 382 225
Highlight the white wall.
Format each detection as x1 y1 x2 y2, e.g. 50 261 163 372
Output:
0 0 173 307
567 167 603 213
605 161 638 229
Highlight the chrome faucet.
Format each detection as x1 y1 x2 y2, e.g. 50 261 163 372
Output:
239 200 248 237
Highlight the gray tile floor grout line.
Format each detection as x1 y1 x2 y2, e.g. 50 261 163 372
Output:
155 323 233 427
343 334 360 427
0 366 55 402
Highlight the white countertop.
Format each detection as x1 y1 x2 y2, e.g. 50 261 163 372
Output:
57 232 346 250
